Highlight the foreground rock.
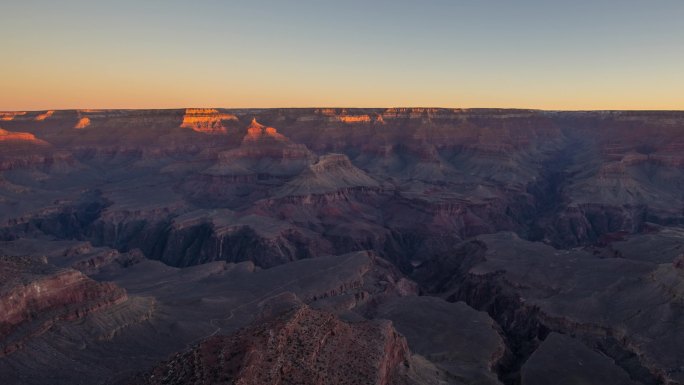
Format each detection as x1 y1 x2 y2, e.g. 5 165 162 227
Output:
0 240 501 385
133 305 429 385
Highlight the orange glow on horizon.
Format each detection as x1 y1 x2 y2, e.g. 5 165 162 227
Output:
1 1 683 112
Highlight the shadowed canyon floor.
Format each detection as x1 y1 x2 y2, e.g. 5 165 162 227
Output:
0 108 683 384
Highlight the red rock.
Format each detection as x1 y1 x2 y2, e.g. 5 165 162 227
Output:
180 108 238 134
243 118 287 143
135 305 413 385
0 256 127 356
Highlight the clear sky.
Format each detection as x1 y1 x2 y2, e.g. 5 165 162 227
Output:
2 0 683 110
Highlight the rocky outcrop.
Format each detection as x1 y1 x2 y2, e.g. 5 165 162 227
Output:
0 128 46 144
156 216 328 268
179 108 238 134
276 153 380 198
294 109 384 125
203 119 314 178
0 256 127 356
0 128 55 171
134 305 415 385
74 117 91 129
0 112 27 121
0 244 417 385
34 111 54 121
243 117 287 142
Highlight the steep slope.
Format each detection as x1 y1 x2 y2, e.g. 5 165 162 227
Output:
0 255 127 356
375 296 505 385
134 305 420 385
521 333 639 385
413 230 684 384
276 153 380 197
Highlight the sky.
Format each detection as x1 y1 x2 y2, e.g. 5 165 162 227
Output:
1 0 683 110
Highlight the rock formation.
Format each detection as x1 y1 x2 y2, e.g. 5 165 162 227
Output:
243 117 287 142
413 231 684 384
0 112 26 121
180 108 238 134
34 111 54 121
0 255 127 356
276 153 380 197
0 128 44 143
74 117 91 129
134 305 416 385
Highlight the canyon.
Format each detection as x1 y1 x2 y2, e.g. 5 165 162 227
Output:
0 108 682 384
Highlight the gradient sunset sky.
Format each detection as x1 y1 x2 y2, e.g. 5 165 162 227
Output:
2 0 683 110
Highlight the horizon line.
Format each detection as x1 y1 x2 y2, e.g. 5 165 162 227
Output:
3 106 684 113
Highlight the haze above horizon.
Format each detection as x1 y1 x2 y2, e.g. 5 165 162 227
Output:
2 0 683 111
